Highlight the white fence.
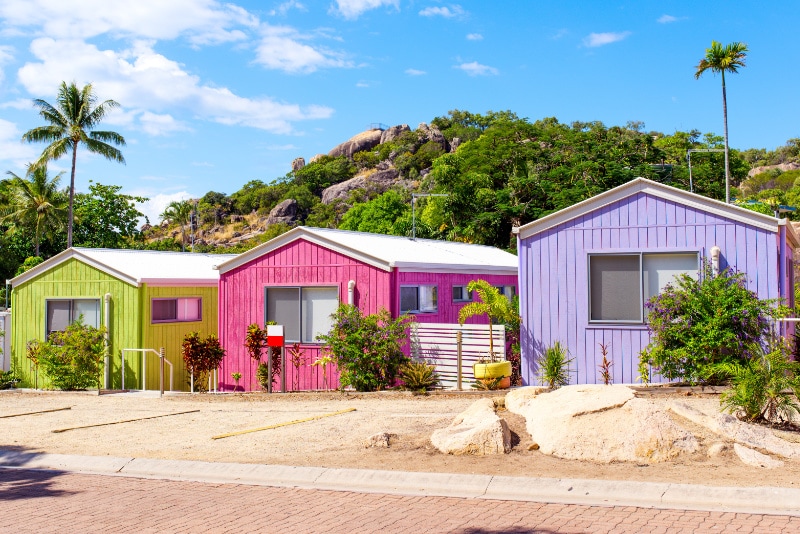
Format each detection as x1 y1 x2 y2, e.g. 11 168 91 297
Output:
0 312 9 372
410 322 505 389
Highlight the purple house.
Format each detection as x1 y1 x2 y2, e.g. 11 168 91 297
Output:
514 178 798 385
214 227 518 391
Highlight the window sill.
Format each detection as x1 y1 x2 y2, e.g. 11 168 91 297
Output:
586 323 649 330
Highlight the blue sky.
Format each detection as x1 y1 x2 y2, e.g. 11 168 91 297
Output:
0 1 797 222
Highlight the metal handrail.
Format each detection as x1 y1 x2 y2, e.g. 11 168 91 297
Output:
121 348 173 395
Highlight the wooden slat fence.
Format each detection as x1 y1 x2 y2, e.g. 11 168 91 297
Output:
410 323 505 389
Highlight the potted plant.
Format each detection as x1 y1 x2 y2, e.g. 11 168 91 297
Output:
458 279 516 387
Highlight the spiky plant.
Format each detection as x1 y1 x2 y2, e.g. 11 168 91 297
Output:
400 359 441 393
539 341 573 389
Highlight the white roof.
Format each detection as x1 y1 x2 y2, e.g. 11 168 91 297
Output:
513 177 800 247
10 248 237 287
215 227 518 275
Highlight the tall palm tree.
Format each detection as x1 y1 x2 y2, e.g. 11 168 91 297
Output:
1 165 68 256
160 200 193 252
695 41 748 204
22 81 125 248
458 279 519 361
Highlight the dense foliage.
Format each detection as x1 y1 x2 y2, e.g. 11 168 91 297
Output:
317 304 411 392
38 321 107 390
181 332 226 392
640 262 786 384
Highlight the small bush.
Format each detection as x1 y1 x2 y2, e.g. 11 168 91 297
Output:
317 304 410 392
713 339 800 424
0 369 18 389
39 321 106 390
400 360 440 393
539 341 573 389
182 332 226 392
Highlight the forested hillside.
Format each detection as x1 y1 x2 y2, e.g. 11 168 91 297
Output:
2 109 800 288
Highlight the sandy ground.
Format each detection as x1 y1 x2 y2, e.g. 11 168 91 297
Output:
2 388 800 489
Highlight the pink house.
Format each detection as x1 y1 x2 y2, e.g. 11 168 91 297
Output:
214 227 518 391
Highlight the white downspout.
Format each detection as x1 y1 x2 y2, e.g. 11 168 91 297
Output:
104 293 111 389
347 280 356 305
710 246 721 277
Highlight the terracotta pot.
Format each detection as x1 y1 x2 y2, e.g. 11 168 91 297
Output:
473 361 512 380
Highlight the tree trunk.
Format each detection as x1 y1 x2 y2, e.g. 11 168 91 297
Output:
721 70 730 203
67 140 78 248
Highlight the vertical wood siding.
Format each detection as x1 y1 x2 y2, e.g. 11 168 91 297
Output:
518 191 785 386
10 258 141 389
141 285 220 392
219 239 393 392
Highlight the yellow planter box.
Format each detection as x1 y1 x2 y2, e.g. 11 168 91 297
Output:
473 361 512 379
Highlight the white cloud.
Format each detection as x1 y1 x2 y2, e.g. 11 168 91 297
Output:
405 68 426 76
419 5 464 18
139 112 192 136
17 38 334 134
0 45 13 84
254 25 352 73
658 14 678 24
0 0 257 45
583 31 631 47
332 0 399 20
134 191 194 224
466 33 483 41
356 80 370 88
269 1 307 16
455 61 498 76
0 118 39 170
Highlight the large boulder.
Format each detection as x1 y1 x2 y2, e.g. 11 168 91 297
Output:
734 444 784 468
509 385 698 463
266 199 298 226
431 398 511 455
328 129 383 159
416 122 448 151
747 162 800 178
321 168 400 204
380 124 410 144
291 157 306 172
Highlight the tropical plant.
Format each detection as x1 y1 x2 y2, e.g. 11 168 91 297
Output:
312 355 333 390
711 339 800 424
0 165 68 256
287 342 305 390
73 182 147 248
399 359 440 393
245 323 282 390
538 341 573 389
0 369 18 389
695 41 748 203
471 376 504 390
181 332 226 392
640 261 786 384
231 372 242 392
598 342 613 385
38 320 107 390
22 81 125 248
458 279 518 362
160 200 193 252
317 304 410 392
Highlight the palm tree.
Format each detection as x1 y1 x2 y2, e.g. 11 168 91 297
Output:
695 41 748 204
458 279 519 361
160 200 193 251
22 81 125 248
0 165 68 256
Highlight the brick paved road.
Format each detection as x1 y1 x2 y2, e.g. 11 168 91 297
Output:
1 468 798 533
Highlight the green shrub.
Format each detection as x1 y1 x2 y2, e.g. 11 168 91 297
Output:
39 321 106 390
317 304 410 392
640 261 787 384
399 359 440 393
0 369 18 389
538 341 573 389
181 332 226 392
712 339 800 423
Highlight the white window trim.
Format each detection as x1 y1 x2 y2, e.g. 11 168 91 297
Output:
151 297 203 324
45 298 101 337
264 286 340 344
587 251 700 325
452 285 472 303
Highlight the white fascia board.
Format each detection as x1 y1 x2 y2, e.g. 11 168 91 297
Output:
780 219 800 248
516 178 780 240
141 279 219 287
9 249 139 287
396 264 518 276
214 227 393 274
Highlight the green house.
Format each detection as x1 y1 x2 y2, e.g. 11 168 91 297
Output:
8 248 235 391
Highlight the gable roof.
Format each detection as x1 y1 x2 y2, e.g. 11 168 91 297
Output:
9 248 237 288
514 177 800 246
214 226 518 275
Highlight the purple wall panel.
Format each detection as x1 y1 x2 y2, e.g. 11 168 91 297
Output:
519 191 784 385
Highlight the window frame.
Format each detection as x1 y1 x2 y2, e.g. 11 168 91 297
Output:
452 285 473 303
587 251 700 325
264 285 340 344
45 298 101 337
151 297 203 324
400 284 438 314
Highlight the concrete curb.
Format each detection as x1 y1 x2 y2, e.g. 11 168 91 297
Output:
1 449 799 516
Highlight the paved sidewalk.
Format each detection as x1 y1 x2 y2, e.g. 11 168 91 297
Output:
2 467 799 533
1 449 799 517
